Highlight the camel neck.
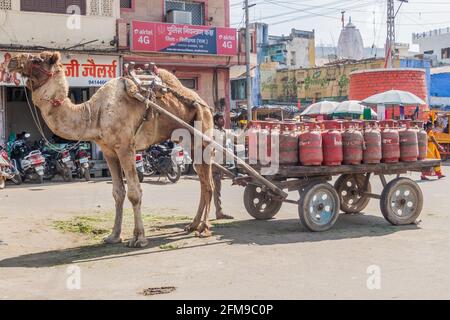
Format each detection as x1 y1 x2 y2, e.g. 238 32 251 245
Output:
31 72 98 141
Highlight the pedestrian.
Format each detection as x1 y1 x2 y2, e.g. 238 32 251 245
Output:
421 121 446 180
212 113 234 220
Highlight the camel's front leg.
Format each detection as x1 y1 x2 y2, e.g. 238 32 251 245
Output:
186 163 213 237
103 151 125 244
118 147 148 248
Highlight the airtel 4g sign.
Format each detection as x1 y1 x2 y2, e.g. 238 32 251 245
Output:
130 21 237 56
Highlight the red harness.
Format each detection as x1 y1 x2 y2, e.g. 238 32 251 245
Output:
26 61 64 107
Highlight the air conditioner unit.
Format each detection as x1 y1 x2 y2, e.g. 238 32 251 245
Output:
167 10 192 24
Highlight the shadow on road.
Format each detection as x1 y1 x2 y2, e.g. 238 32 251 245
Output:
0 212 419 269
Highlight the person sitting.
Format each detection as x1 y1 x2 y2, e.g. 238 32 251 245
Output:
421 122 446 180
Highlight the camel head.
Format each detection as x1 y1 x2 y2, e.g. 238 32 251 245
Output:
7 51 62 89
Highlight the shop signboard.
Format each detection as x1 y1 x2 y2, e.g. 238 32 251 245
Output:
131 21 237 56
0 52 119 87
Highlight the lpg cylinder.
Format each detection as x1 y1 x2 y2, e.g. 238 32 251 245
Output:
322 120 343 166
299 122 323 166
247 121 260 164
398 120 419 162
412 121 428 160
342 120 364 165
279 123 299 165
270 122 281 163
258 121 271 164
379 120 400 163
362 120 382 164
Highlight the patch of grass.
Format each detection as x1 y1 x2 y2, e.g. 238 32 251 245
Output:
158 243 180 250
211 220 238 228
53 216 110 238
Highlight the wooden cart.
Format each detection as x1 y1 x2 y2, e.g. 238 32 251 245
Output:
235 160 441 232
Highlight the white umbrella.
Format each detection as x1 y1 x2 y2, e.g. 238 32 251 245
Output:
362 89 426 105
333 100 366 114
301 101 339 116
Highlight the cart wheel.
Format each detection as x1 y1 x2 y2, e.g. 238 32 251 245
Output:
380 177 423 225
334 174 371 214
243 184 283 220
298 182 340 232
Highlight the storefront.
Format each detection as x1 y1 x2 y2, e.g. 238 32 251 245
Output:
0 51 120 168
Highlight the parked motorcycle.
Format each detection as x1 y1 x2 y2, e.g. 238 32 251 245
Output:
135 152 145 183
73 145 91 181
39 142 73 182
172 142 192 175
0 145 22 189
142 141 182 183
10 133 45 184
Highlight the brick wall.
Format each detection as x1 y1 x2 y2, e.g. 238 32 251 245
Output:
349 69 427 102
349 68 428 119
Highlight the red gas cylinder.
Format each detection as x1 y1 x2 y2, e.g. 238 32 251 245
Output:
342 120 364 165
398 120 419 162
322 120 343 166
247 121 260 164
279 123 299 165
299 122 323 166
412 121 428 160
362 120 382 164
258 121 271 164
379 120 400 163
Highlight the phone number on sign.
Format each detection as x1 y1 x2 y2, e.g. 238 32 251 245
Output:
88 79 109 86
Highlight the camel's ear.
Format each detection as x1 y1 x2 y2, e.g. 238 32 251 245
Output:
48 52 61 65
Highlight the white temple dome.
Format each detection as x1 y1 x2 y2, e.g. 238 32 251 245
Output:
337 18 364 60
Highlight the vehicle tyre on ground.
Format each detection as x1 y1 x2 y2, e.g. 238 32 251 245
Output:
243 184 283 220
380 177 423 225
166 165 181 183
298 182 340 232
334 174 371 214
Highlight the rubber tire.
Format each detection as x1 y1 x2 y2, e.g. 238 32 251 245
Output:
0 177 5 189
11 173 22 185
166 165 181 183
138 171 144 183
298 182 340 232
380 177 423 225
83 168 91 181
36 174 44 184
62 167 73 182
182 163 192 175
243 184 283 220
334 174 371 214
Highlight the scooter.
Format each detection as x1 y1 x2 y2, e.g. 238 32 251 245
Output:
73 146 91 181
10 134 46 184
172 142 192 175
0 145 22 189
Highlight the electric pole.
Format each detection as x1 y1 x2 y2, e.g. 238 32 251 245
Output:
386 0 408 68
244 0 253 121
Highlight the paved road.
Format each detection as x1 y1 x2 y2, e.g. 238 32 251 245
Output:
0 167 449 299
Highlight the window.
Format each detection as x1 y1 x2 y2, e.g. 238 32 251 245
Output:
231 79 246 101
90 0 113 16
290 51 296 66
0 0 11 10
442 48 450 59
165 0 204 25
21 0 86 15
120 0 132 8
179 78 198 90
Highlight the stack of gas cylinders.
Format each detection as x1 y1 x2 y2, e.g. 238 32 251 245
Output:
246 119 428 166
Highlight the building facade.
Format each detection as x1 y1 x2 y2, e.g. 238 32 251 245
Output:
0 0 120 167
118 0 238 127
413 27 450 66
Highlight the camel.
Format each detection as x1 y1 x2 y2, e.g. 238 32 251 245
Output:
7 51 217 247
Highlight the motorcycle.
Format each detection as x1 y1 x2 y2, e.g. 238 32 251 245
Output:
0 145 22 189
172 142 192 175
142 141 182 183
10 134 46 184
135 152 145 183
73 145 91 181
40 143 73 182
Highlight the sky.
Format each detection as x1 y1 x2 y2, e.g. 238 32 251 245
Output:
230 0 450 52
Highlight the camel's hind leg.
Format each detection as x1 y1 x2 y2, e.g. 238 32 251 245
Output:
117 147 148 248
103 149 126 244
185 163 213 237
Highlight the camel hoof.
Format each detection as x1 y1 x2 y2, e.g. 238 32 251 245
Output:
185 223 199 233
195 229 212 238
127 237 149 248
103 234 123 244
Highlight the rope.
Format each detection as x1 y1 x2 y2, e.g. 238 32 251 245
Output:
21 77 84 154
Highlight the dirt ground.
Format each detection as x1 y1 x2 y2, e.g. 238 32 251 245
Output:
1 167 450 299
